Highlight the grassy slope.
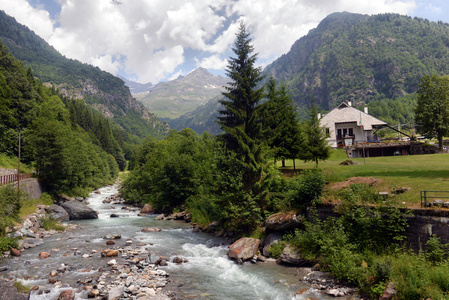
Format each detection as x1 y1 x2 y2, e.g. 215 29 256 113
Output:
279 149 449 207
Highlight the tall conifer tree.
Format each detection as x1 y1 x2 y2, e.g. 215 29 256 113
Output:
215 23 269 233
301 97 331 167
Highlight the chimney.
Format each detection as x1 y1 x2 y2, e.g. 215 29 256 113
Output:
348 100 352 107
317 112 321 119
364 106 368 114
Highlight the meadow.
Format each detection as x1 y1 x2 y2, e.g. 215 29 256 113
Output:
279 149 449 207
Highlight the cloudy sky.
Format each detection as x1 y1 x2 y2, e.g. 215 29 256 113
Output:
0 0 448 84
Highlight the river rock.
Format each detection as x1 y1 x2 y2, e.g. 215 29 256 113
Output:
262 232 282 257
0 277 28 300
10 248 21 257
39 252 51 259
105 250 119 257
57 194 75 203
61 201 98 220
57 289 75 300
106 240 115 245
228 237 260 262
104 233 121 240
49 205 70 222
265 212 303 231
155 214 165 220
140 204 154 214
141 227 162 233
380 282 397 300
279 244 308 266
110 214 119 218
88 289 100 298
107 285 124 300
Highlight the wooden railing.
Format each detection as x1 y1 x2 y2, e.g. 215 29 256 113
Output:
0 173 31 186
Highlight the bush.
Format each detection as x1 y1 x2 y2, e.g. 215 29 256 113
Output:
287 169 327 208
267 240 287 259
0 186 27 235
424 235 447 264
0 236 18 254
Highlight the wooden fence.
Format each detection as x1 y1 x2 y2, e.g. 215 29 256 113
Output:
0 173 31 186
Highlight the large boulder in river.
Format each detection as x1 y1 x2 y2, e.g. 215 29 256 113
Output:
278 244 308 266
228 237 260 261
61 201 98 220
265 212 303 231
49 204 70 222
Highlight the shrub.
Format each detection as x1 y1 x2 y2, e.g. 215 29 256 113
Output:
424 235 447 264
287 169 327 208
267 240 287 259
0 186 27 235
0 236 18 254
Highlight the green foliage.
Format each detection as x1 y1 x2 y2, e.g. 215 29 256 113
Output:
0 185 27 235
336 183 384 204
286 169 327 208
121 129 217 212
39 215 66 232
391 252 449 300
262 78 303 164
424 235 448 264
300 98 331 166
415 74 449 150
267 240 287 259
0 236 18 254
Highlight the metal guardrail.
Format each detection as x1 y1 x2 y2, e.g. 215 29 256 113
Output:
421 191 449 208
0 173 31 186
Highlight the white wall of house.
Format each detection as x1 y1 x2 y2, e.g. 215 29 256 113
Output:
325 122 373 147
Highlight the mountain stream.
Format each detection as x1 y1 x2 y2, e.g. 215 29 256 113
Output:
0 185 354 300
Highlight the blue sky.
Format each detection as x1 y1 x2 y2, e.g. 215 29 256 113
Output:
0 0 448 84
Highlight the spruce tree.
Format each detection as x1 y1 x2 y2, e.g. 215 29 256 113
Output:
263 77 303 168
216 23 269 233
217 22 266 192
301 97 331 167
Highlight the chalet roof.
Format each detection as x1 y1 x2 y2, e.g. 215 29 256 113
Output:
321 102 387 130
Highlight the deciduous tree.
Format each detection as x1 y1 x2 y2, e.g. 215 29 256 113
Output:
415 74 449 150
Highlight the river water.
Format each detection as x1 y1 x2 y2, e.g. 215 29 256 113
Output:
0 185 346 300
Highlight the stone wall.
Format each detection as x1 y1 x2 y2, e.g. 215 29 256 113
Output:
11 178 45 199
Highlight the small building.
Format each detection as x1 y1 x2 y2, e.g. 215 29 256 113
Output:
320 101 411 158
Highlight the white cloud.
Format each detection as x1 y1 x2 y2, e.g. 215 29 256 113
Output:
0 0 417 83
0 0 54 40
195 54 228 70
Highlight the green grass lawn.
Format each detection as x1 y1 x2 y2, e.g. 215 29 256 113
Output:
278 149 449 207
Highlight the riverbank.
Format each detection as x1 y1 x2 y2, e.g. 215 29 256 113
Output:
1 185 358 300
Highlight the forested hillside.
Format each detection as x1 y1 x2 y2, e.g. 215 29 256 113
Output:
0 41 122 195
0 11 168 139
263 12 449 124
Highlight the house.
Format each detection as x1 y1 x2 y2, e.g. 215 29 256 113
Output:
320 101 386 148
320 101 414 158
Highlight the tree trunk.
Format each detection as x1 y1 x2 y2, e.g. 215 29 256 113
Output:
438 134 444 151
282 159 285 167
293 159 296 170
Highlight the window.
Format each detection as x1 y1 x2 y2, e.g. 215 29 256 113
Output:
348 128 353 136
325 128 330 137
